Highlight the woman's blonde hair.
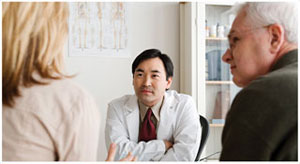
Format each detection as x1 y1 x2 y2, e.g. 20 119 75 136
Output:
3 2 69 107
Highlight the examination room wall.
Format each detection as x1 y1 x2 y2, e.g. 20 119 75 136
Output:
64 2 180 160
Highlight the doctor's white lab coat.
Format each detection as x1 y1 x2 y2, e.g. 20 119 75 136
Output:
105 90 201 161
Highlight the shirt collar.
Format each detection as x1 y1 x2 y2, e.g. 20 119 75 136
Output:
139 97 164 122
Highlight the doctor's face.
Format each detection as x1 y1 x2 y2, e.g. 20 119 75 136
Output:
133 57 172 107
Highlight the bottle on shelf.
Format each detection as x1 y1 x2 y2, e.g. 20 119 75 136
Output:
205 20 210 37
217 25 225 38
210 24 217 38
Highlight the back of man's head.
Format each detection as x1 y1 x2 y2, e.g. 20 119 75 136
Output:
235 2 298 44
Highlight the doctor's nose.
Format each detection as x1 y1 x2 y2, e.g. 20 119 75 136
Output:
142 76 152 87
222 49 233 64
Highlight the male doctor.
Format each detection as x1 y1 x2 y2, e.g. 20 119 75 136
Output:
105 49 201 161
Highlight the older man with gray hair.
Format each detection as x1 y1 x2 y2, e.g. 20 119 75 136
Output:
220 2 297 161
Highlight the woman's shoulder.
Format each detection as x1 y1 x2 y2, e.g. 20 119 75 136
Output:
12 78 94 114
26 78 89 100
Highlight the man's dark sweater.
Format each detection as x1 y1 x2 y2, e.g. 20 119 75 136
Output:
220 50 298 161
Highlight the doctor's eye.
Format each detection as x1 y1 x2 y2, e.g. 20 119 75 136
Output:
135 73 143 77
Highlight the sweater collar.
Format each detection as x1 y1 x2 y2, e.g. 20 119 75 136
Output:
271 49 298 71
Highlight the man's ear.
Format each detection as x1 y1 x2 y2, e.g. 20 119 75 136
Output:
166 77 173 90
132 75 135 85
268 24 284 54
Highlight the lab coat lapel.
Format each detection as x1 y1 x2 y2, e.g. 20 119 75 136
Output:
157 91 178 140
124 95 140 142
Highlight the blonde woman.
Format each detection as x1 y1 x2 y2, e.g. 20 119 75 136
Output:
2 2 135 161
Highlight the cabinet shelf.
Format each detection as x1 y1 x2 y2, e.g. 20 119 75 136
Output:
206 37 227 41
209 124 224 127
206 81 233 85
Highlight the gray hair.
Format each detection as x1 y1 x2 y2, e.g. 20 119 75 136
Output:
234 2 298 44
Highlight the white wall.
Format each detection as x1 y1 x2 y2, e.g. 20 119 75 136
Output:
64 2 180 160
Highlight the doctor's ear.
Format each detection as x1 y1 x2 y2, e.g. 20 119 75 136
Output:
268 24 284 54
166 77 173 89
132 77 135 85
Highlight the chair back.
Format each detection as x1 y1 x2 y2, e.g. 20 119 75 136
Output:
195 115 210 161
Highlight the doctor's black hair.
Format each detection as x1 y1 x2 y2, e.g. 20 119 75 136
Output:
131 49 174 81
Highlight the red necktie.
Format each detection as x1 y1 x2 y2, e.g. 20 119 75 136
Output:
139 108 157 142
